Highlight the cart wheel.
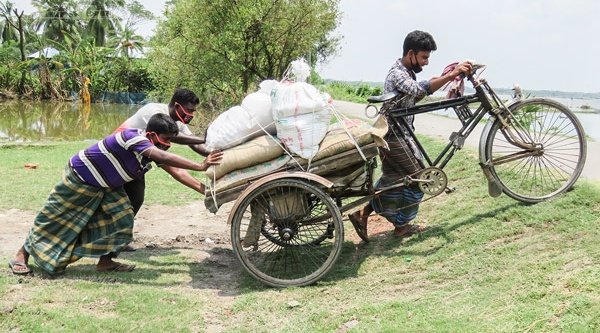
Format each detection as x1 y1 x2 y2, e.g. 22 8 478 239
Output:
230 178 343 287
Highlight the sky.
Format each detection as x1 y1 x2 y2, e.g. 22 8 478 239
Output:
16 0 600 93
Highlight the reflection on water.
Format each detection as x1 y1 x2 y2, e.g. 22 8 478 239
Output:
0 101 138 142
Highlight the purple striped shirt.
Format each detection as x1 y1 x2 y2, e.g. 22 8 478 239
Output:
69 129 154 188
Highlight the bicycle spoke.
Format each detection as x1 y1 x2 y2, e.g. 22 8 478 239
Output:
486 99 585 202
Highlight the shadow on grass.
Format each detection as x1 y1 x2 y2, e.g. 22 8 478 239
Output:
28 244 251 297
323 202 523 283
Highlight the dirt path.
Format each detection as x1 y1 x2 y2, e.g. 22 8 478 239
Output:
0 201 235 257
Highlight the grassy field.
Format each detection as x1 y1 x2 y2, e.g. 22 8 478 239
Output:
0 142 205 211
1 139 599 332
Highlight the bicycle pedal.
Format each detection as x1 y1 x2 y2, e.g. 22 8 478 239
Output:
326 224 335 239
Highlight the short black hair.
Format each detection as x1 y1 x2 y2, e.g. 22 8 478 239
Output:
146 113 179 135
403 30 437 56
168 88 199 107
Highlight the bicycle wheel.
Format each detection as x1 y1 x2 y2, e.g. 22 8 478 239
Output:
484 98 586 203
230 178 343 287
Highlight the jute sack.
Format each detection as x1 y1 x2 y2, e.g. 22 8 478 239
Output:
212 155 290 192
206 135 284 180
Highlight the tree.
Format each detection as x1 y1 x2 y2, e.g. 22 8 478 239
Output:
0 1 18 44
110 25 144 59
84 0 126 47
148 0 340 108
32 0 81 44
119 0 154 31
0 1 29 93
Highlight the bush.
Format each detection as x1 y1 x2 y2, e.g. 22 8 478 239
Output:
318 80 383 103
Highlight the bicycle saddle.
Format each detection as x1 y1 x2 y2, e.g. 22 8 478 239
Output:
367 91 398 103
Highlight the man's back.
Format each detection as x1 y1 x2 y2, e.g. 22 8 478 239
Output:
115 103 192 135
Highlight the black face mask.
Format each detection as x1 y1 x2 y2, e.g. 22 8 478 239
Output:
411 54 423 73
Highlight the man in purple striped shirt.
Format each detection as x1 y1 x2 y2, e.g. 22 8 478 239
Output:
9 114 222 275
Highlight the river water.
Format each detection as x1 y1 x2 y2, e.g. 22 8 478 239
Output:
0 101 138 142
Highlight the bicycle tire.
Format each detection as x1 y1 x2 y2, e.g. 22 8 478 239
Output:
230 178 343 288
484 98 586 203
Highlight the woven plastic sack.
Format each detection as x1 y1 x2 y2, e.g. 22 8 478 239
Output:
270 81 328 120
205 106 253 150
206 79 281 150
241 92 276 134
276 109 331 159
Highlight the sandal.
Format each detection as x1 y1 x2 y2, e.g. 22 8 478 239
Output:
8 259 31 275
348 213 369 243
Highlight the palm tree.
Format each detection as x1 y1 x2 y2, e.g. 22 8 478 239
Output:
111 25 144 59
32 0 81 43
0 1 18 44
85 0 125 47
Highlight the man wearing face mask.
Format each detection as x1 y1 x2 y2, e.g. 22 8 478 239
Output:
115 88 214 220
8 114 222 275
349 30 472 241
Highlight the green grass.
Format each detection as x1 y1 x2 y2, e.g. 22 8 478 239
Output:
0 142 206 211
1 140 599 332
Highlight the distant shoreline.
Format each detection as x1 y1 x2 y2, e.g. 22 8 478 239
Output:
323 79 600 99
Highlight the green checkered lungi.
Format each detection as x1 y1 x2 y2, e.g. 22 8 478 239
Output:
24 166 134 275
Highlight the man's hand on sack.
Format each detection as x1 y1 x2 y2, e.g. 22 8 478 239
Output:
202 150 223 170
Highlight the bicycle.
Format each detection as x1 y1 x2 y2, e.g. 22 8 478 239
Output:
365 63 587 203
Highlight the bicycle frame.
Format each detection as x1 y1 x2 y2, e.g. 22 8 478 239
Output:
383 76 537 172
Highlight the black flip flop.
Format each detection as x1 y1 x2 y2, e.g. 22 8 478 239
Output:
8 259 31 275
348 214 369 243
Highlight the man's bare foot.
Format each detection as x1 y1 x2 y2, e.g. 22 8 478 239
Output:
96 255 135 272
393 224 427 238
348 210 369 242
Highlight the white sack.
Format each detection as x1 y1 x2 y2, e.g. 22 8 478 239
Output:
271 81 328 120
205 106 254 150
258 80 278 95
276 110 331 159
241 92 276 134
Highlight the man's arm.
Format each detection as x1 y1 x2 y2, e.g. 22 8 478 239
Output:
160 165 206 194
141 148 222 171
170 133 205 145
189 143 211 157
428 61 472 94
169 133 211 157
